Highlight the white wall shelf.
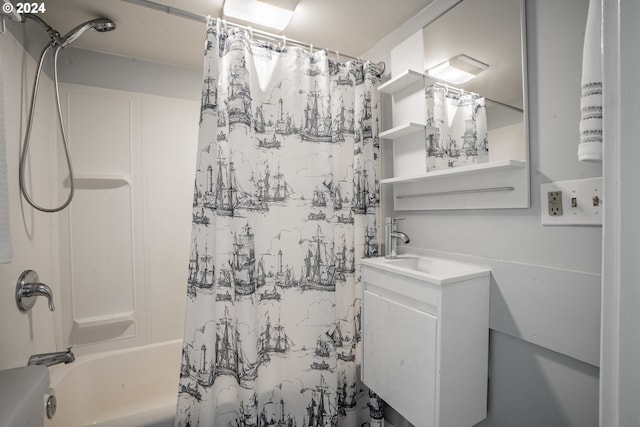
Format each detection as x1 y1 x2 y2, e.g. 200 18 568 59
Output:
379 122 426 139
380 160 526 184
388 159 529 210
378 69 425 94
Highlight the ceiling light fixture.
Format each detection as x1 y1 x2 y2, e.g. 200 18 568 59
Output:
427 54 489 85
223 0 299 32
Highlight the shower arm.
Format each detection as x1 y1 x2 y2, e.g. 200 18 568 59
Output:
22 13 62 46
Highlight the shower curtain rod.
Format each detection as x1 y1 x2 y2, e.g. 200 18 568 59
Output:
427 78 524 113
122 0 385 72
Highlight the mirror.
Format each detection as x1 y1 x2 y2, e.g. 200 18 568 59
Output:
422 0 526 164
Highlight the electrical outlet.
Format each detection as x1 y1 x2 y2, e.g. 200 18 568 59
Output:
548 191 563 216
541 178 603 225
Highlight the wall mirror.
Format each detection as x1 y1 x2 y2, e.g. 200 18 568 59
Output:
422 0 527 166
377 0 529 210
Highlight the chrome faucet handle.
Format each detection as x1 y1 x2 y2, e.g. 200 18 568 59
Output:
387 217 406 228
15 270 55 312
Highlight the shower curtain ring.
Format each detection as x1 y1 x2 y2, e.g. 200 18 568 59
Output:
309 43 313 55
248 26 254 39
335 50 340 63
282 35 287 48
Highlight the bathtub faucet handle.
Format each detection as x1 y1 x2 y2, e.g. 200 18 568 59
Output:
15 269 55 312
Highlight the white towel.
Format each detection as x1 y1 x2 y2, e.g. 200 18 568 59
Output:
0 51 13 263
578 0 603 162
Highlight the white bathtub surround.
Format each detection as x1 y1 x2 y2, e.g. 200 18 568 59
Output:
0 21 61 372
0 50 12 264
44 339 181 427
578 0 603 162
54 82 197 353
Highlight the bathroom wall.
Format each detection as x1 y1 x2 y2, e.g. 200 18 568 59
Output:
0 24 59 370
364 0 602 426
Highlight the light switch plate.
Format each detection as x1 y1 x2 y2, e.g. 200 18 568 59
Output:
540 177 603 226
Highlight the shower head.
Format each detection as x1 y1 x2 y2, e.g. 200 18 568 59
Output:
23 14 116 48
59 18 116 48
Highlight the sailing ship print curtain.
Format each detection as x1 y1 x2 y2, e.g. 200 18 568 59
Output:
177 18 382 426
425 85 488 171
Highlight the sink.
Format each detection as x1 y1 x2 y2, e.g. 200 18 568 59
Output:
361 254 489 285
0 365 50 427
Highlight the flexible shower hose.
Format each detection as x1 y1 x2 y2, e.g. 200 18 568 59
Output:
19 42 75 213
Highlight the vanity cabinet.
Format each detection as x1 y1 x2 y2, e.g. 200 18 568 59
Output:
363 290 438 426
361 257 490 427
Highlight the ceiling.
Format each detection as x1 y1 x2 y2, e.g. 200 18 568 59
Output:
26 0 435 70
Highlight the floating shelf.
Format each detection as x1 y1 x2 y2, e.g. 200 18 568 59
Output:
378 69 425 94
380 160 526 184
74 311 135 330
379 122 426 139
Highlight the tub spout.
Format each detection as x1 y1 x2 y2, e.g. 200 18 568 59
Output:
28 348 75 367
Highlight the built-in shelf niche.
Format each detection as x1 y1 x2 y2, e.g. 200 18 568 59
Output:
66 174 131 189
73 311 135 330
378 68 529 211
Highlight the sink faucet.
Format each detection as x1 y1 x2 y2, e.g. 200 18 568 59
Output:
385 217 410 259
28 348 75 367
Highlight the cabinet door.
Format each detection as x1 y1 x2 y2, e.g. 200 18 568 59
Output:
363 289 437 427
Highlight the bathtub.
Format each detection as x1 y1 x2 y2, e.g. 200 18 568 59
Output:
45 339 182 427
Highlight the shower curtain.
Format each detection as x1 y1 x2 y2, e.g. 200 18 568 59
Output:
176 18 382 426
425 85 488 171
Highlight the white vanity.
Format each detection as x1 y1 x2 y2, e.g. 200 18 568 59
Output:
361 254 490 427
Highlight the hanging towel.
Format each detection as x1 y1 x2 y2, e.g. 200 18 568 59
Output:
0 52 13 263
578 0 603 162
